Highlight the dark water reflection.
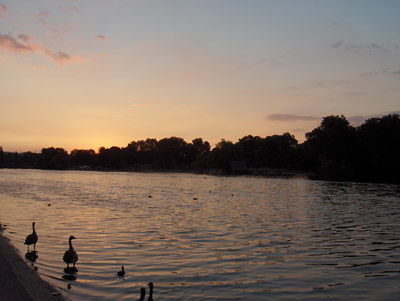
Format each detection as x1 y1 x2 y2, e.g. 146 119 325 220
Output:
0 169 399 300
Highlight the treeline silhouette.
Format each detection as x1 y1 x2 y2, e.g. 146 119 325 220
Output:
1 114 399 183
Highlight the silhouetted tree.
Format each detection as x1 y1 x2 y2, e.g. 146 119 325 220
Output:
157 137 189 168
39 147 69 170
125 141 139 166
137 138 158 165
303 115 356 178
20 152 40 168
355 114 400 182
187 138 211 169
2 114 400 183
99 146 125 169
257 133 298 168
0 146 3 167
237 135 263 167
191 138 211 155
70 149 98 167
207 139 244 172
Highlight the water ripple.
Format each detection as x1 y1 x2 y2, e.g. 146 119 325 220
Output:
1 169 400 300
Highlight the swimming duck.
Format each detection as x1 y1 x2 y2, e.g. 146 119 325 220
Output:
117 265 125 277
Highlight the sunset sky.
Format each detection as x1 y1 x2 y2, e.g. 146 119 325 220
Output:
1 0 399 152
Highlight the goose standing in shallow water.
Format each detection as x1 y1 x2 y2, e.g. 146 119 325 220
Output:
63 236 78 271
24 222 38 252
147 282 154 301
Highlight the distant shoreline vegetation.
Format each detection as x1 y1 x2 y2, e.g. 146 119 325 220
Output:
1 114 400 184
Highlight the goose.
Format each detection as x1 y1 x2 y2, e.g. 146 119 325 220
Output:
117 265 125 277
139 287 146 301
148 282 154 301
63 236 78 270
24 222 38 252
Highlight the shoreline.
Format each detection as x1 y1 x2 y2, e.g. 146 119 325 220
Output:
4 166 399 185
0 224 66 301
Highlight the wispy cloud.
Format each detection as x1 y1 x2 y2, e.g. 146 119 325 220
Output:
38 11 49 27
29 65 45 71
347 115 368 124
266 112 400 126
0 3 7 18
61 6 79 12
265 114 320 122
0 34 33 52
43 48 71 62
0 33 73 64
291 128 307 133
332 41 391 52
284 78 352 91
360 69 400 77
347 113 399 126
97 35 107 41
129 100 166 108
17 34 30 42
37 10 71 36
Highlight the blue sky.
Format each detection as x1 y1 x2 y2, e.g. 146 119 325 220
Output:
1 0 399 152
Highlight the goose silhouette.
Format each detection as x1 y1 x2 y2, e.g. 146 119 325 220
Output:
138 287 146 301
117 265 125 277
24 222 38 252
63 236 78 272
148 282 154 301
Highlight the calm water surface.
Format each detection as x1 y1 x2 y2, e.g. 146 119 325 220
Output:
0 169 399 300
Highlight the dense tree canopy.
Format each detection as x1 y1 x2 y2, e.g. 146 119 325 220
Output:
302 115 356 178
1 114 399 183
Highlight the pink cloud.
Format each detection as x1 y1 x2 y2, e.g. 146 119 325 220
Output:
43 48 71 62
331 20 339 27
97 35 106 41
0 33 74 64
38 11 48 27
0 34 33 52
17 34 31 42
0 3 7 18
37 11 71 36
29 65 45 71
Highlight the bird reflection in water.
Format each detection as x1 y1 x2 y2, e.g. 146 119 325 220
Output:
62 273 77 281
24 222 39 261
25 250 38 262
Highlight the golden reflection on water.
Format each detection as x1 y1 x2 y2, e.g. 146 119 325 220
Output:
1 169 400 300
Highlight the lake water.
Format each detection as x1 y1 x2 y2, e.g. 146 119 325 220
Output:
0 169 399 300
